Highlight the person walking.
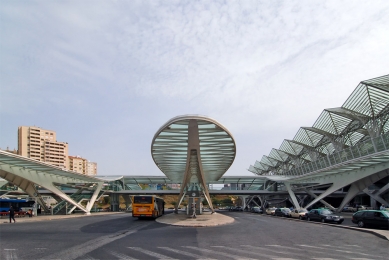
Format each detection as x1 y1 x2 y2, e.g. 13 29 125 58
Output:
9 206 16 223
191 202 197 219
380 204 386 210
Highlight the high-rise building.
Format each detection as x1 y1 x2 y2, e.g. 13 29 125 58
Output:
86 161 97 176
68 156 97 175
18 126 69 169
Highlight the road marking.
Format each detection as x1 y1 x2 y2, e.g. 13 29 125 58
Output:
213 245 275 259
106 250 139 260
183 246 254 260
243 245 310 258
311 258 338 260
4 249 18 260
159 246 216 259
271 258 298 260
127 247 177 259
298 245 382 258
42 223 151 260
265 245 347 259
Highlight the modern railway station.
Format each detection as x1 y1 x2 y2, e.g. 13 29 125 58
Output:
0 75 388 216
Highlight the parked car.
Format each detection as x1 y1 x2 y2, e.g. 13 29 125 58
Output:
274 208 291 217
344 205 370 212
351 210 389 229
290 209 308 219
306 208 344 224
265 207 277 215
234 206 243 211
250 206 263 214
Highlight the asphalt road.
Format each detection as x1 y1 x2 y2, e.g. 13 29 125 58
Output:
1 211 388 260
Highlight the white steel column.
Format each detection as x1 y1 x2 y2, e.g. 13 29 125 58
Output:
284 183 300 210
337 170 389 212
304 189 335 210
86 182 103 214
0 164 104 214
298 162 389 210
362 188 388 207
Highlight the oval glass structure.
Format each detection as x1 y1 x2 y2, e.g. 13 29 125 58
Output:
151 115 236 183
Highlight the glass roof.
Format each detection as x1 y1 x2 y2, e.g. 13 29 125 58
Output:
151 115 236 182
249 74 389 176
0 150 102 183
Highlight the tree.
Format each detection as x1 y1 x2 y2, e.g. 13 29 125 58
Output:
222 198 233 206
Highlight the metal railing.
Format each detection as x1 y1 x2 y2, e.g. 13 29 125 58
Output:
282 132 389 177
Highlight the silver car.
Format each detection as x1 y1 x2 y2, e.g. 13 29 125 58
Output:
290 209 308 219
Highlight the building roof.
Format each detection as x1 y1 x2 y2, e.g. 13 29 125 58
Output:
249 74 389 176
151 115 236 182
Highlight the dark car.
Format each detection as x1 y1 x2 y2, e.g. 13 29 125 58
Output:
306 208 344 224
274 208 291 217
234 206 243 211
250 206 263 214
351 210 389 229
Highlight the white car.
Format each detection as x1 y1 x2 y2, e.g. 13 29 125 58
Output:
290 209 308 219
265 207 277 215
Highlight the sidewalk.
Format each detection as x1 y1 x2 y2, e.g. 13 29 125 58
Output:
0 211 126 225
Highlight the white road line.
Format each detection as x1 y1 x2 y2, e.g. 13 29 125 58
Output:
265 245 346 259
299 245 381 258
159 246 216 260
106 250 139 260
242 245 303 257
42 223 151 260
4 249 18 260
271 258 298 260
127 247 177 259
351 259 381 260
183 246 254 260
311 258 338 260
212 245 275 259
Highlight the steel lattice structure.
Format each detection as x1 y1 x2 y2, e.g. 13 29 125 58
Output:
249 74 389 177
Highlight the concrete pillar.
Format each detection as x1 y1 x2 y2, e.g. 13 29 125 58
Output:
240 195 249 210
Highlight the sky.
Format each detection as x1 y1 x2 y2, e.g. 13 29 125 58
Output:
1 0 389 177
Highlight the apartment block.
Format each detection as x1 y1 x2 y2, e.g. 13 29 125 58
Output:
86 161 97 175
68 156 97 176
18 126 69 169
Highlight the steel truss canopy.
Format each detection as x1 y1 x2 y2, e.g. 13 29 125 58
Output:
0 150 102 184
0 150 104 214
249 74 389 176
151 115 236 183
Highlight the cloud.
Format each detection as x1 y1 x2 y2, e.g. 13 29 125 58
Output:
1 0 389 176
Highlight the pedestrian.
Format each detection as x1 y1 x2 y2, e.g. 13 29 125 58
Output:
191 202 197 218
27 209 33 217
9 206 16 223
380 204 386 211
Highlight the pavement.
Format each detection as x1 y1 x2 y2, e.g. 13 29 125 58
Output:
0 211 125 224
1 210 388 241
